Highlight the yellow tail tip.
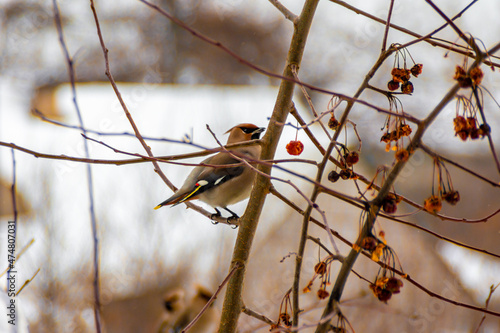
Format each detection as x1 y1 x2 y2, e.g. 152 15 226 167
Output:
154 205 162 210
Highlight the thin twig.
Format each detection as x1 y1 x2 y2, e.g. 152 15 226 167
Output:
381 0 395 52
89 0 175 189
424 0 480 54
328 0 500 68
52 2 102 331
268 0 298 23
472 86 500 174
138 0 454 115
32 108 209 150
400 0 479 49
241 306 277 326
420 144 500 188
473 283 500 333
291 65 331 140
182 263 241 332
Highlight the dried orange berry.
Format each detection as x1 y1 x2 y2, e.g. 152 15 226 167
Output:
454 66 472 88
378 289 393 302
317 288 330 300
387 80 400 91
411 63 423 77
424 195 442 213
442 191 460 205
279 313 291 327
382 193 398 214
454 116 469 140
399 124 412 136
454 66 466 79
453 116 468 131
380 132 392 143
470 66 483 85
361 236 377 251
314 262 327 276
395 148 409 162
470 128 480 140
467 117 477 130
344 151 359 166
401 81 414 94
392 68 410 83
286 140 304 156
386 277 403 294
328 115 340 130
339 169 356 180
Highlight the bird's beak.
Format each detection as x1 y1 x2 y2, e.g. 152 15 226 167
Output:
252 127 266 140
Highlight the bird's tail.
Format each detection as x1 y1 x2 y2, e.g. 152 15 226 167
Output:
154 186 203 210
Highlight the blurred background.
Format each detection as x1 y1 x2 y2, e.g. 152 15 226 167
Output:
0 0 499 332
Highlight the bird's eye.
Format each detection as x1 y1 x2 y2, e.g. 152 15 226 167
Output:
240 127 254 133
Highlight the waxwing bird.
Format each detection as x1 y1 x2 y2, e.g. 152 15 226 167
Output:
154 123 265 218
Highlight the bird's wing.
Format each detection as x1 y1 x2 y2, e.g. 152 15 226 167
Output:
172 156 245 205
154 155 245 209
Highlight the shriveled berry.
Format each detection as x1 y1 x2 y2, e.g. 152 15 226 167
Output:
361 236 378 251
377 288 393 302
383 198 398 214
470 66 483 85
470 128 480 140
411 63 423 77
454 65 467 80
442 191 460 205
454 66 472 88
339 169 356 180
395 148 409 162
424 195 442 213
345 151 359 166
314 262 327 276
328 115 340 130
279 313 291 327
380 132 392 143
386 277 403 294
317 288 330 300
399 124 412 137
392 68 410 83
387 80 400 91
401 81 414 94
479 124 491 137
328 170 340 183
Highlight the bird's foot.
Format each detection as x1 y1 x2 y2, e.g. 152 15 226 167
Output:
210 208 221 224
223 207 240 227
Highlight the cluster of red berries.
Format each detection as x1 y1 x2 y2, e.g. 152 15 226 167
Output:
387 64 422 94
328 150 359 182
370 276 404 303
